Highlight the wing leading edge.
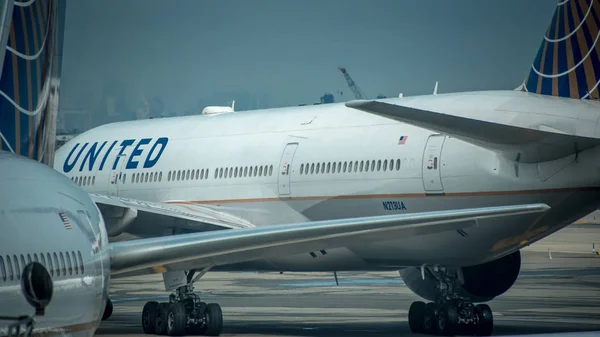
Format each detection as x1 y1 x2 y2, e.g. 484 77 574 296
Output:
346 100 600 163
91 193 254 237
109 203 549 276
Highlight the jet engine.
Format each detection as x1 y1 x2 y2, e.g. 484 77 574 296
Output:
399 250 521 302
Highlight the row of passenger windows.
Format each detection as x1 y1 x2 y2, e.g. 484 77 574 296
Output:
70 159 406 187
0 251 84 282
169 169 209 181
300 159 402 175
214 165 273 179
131 171 163 184
72 176 95 186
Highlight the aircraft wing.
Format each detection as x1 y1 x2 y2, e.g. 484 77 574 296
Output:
90 193 254 237
346 100 600 163
108 203 549 276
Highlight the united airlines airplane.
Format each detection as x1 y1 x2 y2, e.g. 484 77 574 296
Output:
47 1 600 336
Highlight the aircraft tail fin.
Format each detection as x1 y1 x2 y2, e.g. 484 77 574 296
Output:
0 0 66 166
521 0 600 100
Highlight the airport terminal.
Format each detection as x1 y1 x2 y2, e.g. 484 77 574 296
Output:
0 1 600 337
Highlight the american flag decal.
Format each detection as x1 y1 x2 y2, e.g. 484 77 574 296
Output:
58 212 72 230
398 136 408 145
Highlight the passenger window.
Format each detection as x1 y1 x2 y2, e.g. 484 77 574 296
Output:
47 253 54 276
13 255 20 280
354 161 358 172
26 254 32 264
20 255 26 270
0 256 5 281
120 174 125 184
343 162 347 172
204 169 209 180
33 253 38 262
360 161 364 172
300 164 304 174
337 162 342 173
224 168 229 178
195 169 199 180
252 166 256 176
234 167 239 178
53 253 60 276
327 162 331 173
133 173 136 183
332 162 337 173
78 251 84 274
59 252 66 276
71 251 78 274
6 256 13 281
242 167 247 177
258 166 263 176
159 172 163 182
219 168 224 178
268 165 272 176
168 171 172 181
65 252 72 275
185 170 190 180
396 159 401 170
371 160 375 171
176 171 181 180
377 160 382 171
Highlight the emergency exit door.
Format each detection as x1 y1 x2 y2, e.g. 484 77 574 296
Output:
422 134 446 194
278 143 299 196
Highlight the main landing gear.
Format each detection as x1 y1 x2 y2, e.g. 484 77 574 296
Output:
408 267 493 336
141 269 223 336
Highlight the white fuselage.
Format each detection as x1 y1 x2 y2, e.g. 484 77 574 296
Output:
54 91 600 272
0 152 110 336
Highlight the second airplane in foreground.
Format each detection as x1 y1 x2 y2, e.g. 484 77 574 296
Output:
54 2 600 336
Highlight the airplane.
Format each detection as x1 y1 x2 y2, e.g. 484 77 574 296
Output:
48 1 600 336
0 1 559 337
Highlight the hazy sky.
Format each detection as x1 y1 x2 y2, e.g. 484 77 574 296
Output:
59 0 557 120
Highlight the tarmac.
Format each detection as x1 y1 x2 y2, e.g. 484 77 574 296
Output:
96 225 600 337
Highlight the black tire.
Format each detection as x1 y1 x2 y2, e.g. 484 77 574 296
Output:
142 301 159 334
155 302 170 335
423 303 439 334
408 301 426 333
102 298 113 321
437 303 459 336
475 304 493 336
167 303 187 336
204 303 223 336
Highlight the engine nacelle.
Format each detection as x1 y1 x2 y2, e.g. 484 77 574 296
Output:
400 250 521 302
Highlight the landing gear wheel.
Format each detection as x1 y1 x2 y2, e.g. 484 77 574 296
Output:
155 302 170 335
204 303 223 336
475 304 493 336
408 301 426 333
102 298 113 321
423 303 439 334
141 301 159 334
166 302 187 336
437 303 459 336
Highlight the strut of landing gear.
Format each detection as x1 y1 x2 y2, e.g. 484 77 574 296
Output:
408 267 493 336
141 269 223 336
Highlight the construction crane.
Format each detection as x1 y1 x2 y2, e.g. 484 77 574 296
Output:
338 67 365 100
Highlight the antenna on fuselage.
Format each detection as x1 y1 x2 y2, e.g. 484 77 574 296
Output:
433 81 439 95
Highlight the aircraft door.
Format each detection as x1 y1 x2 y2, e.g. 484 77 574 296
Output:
108 153 127 197
422 134 446 194
278 142 299 196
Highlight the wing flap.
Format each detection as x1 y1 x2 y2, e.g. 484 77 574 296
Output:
346 100 600 163
91 193 254 237
109 203 549 276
